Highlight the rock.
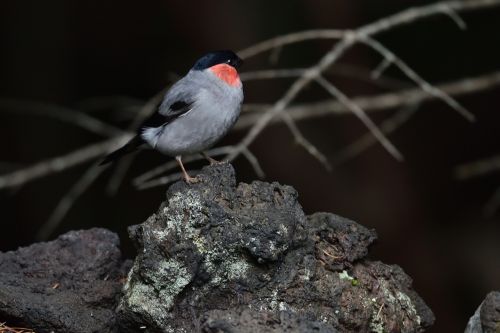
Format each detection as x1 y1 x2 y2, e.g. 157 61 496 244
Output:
200 307 338 333
465 291 500 333
0 228 130 333
118 163 434 333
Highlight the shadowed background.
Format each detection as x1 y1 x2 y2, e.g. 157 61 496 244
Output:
1 1 500 332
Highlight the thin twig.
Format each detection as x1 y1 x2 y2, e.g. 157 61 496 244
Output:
238 29 345 59
136 172 185 190
241 147 265 178
361 36 476 121
36 162 106 241
484 187 500 217
269 45 283 65
316 75 403 161
77 95 144 114
1 70 499 192
454 155 500 180
0 135 131 190
441 6 468 30
133 146 264 188
227 0 500 163
240 68 309 81
228 0 500 161
133 146 235 186
371 57 393 80
105 154 137 195
331 103 420 167
105 88 168 195
0 99 124 137
236 71 500 129
241 64 410 90
281 112 332 171
228 33 357 163
1 0 499 194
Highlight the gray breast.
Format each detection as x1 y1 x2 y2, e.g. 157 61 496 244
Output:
154 70 243 156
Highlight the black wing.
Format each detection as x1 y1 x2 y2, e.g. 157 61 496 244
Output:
140 100 193 131
99 100 193 165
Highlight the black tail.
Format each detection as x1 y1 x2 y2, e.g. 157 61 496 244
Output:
99 135 144 165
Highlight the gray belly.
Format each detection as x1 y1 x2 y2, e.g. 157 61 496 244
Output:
155 103 240 156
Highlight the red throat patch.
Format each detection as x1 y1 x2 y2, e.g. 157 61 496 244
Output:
209 64 241 87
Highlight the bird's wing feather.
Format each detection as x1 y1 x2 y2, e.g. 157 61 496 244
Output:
140 76 198 131
140 100 193 130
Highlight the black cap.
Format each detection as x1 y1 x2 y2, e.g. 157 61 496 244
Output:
192 50 243 71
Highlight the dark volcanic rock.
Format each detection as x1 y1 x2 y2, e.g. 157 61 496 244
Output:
118 163 434 333
200 307 338 332
0 228 130 333
465 291 500 333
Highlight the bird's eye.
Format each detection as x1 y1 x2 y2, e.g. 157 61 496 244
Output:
227 59 231 63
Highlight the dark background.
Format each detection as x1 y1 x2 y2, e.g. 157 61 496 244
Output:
1 1 499 332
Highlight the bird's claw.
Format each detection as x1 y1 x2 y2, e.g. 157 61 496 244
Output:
184 175 201 184
208 157 224 166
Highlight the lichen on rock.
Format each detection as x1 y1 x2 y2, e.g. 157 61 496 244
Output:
117 163 435 333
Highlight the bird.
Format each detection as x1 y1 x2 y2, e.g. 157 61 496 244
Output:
100 50 244 183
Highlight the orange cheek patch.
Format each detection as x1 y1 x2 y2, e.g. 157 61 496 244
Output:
210 64 241 87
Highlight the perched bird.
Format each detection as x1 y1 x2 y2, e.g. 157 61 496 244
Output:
100 50 244 183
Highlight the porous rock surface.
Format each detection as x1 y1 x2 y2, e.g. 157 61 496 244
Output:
0 228 130 333
465 291 500 333
118 163 435 333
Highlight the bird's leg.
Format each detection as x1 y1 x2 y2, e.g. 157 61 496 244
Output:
201 152 221 166
175 156 199 183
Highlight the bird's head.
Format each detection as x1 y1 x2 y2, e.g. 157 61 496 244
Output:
192 50 243 87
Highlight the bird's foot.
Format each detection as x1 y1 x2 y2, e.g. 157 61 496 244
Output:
207 157 225 166
184 175 201 184
202 152 224 166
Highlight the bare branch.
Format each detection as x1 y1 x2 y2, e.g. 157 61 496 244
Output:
238 0 497 60
236 71 500 130
361 36 476 121
441 6 468 29
240 68 308 81
484 187 500 217
356 0 499 36
241 148 266 178
133 146 265 188
371 57 393 80
1 69 498 193
331 103 420 167
0 99 125 137
1 0 499 194
227 0 500 164
241 64 410 90
238 30 345 59
269 45 283 64
315 75 404 161
228 35 356 164
104 88 168 194
36 163 106 241
136 171 185 190
281 112 332 171
0 135 131 190
76 95 143 115
130 88 168 128
454 155 500 180
132 146 235 186
105 153 137 195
